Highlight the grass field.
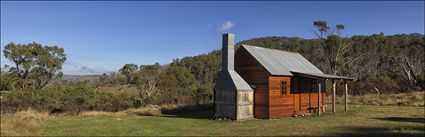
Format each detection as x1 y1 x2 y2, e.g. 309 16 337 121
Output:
38 104 424 136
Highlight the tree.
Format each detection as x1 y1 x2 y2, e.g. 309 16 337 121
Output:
2 42 66 106
194 86 212 108
0 70 16 91
313 20 352 75
136 63 161 104
157 64 197 104
178 50 221 102
119 63 161 105
388 48 424 91
119 64 139 83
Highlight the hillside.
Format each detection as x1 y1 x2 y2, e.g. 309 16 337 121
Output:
176 33 424 96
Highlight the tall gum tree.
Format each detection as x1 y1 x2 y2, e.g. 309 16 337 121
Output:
3 42 66 106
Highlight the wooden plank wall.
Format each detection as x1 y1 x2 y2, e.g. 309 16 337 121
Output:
297 93 326 113
268 76 294 119
235 47 270 119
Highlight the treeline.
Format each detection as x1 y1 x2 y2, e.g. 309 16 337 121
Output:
238 33 424 95
96 52 221 107
1 47 220 114
94 33 424 107
1 33 423 115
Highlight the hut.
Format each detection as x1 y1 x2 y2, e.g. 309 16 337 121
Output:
214 33 353 120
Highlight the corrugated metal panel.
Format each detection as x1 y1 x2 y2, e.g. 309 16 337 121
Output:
242 45 324 76
214 70 252 90
291 71 354 80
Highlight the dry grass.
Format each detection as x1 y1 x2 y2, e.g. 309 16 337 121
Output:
0 109 49 136
122 106 162 116
332 91 424 106
80 105 162 117
79 111 121 117
79 104 210 117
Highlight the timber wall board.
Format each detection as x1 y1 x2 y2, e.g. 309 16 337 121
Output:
268 76 293 119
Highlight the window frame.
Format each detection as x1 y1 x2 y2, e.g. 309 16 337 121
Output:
281 81 287 94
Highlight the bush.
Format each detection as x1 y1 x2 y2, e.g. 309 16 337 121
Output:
35 85 65 112
1 89 32 113
59 83 97 115
2 82 142 115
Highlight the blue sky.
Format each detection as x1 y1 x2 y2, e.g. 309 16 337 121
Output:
1 1 424 75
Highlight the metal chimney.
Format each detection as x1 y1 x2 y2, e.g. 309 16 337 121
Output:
222 33 235 70
214 33 253 120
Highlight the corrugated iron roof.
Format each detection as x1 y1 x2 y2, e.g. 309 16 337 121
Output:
291 71 354 80
214 70 253 90
241 44 324 76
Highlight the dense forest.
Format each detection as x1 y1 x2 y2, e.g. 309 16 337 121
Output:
238 33 424 94
1 32 424 114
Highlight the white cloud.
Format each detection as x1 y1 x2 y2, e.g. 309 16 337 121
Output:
218 21 235 32
63 61 111 75
79 66 97 74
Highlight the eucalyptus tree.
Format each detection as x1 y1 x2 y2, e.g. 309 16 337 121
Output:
313 20 353 75
119 63 161 105
3 42 66 106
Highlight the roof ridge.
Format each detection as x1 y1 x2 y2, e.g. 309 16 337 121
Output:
241 44 301 55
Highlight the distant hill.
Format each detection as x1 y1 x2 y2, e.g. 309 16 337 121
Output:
53 75 101 83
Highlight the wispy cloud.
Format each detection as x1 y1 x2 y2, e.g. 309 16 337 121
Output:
79 66 97 74
63 61 111 75
218 21 235 32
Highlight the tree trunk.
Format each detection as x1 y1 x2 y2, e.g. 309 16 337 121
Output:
332 80 336 113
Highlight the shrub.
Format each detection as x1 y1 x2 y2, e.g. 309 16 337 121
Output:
59 83 97 115
35 85 65 111
1 89 32 113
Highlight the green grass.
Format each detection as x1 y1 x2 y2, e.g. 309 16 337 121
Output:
40 104 424 136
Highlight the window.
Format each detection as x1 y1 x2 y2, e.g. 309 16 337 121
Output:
281 81 287 94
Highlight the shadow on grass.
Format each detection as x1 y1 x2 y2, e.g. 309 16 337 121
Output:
335 117 425 136
159 104 214 120
160 109 214 120
334 126 425 137
374 117 425 124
